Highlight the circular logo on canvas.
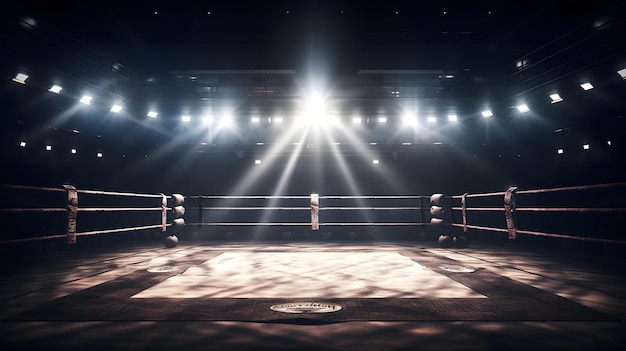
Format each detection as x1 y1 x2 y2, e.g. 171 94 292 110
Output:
270 302 343 314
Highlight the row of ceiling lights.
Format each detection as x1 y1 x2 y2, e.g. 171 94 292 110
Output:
11 69 626 126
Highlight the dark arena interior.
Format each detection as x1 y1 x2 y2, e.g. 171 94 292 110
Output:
1 1 626 350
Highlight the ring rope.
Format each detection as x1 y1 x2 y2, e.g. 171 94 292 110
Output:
0 207 171 213
0 184 64 192
450 223 626 245
0 224 168 245
189 195 423 200
451 181 626 199
189 206 423 211
189 222 425 226
451 207 626 212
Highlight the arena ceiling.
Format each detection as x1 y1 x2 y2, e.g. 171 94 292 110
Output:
1 0 625 159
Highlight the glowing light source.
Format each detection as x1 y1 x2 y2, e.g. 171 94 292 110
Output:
251 117 260 123
96 152 103 158
254 159 262 164
448 115 458 122
607 140 612 146
71 148 77 154
12 73 29 84
372 159 379 165
618 68 626 80
79 95 93 105
403 114 418 127
352 117 362 124
182 115 191 122
220 115 234 127
378 117 387 123
549 94 563 104
580 82 594 91
516 104 530 113
45 145 52 151
481 110 493 118
402 142 412 146
583 143 590 150
147 111 158 118
49 85 63 94
110 105 122 113
202 116 212 124
557 148 564 154
19 141 26 147
427 116 437 124
273 117 283 124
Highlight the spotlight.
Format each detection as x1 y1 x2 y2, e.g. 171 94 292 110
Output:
251 117 260 123
427 116 437 124
516 104 530 113
481 110 493 118
372 159 379 164
549 94 563 104
618 68 626 80
19 141 26 147
273 117 283 124
557 148 564 154
607 140 612 146
48 85 63 94
201 116 212 124
45 145 52 151
378 117 387 123
12 73 29 84
79 95 93 105
403 114 418 127
254 159 262 164
96 152 103 158
71 148 77 154
352 117 362 124
448 115 458 122
220 115 234 127
181 115 191 122
580 82 593 91
110 105 122 113
147 111 158 118
583 143 590 150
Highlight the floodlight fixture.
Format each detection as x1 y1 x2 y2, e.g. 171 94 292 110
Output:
220 115 234 127
549 94 563 104
110 105 122 113
79 95 93 105
378 117 387 123
254 159 262 164
372 159 379 165
352 117 362 124
147 111 158 118
402 142 412 146
516 104 530 113
618 68 626 80
273 117 283 124
557 148 564 154
12 73 29 84
481 110 493 118
448 115 458 122
251 117 260 123
49 85 63 94
71 148 77 154
427 116 437 124
19 141 26 147
45 145 52 151
580 82 593 91
402 114 418 127
607 140 612 146
96 152 103 158
583 143 590 150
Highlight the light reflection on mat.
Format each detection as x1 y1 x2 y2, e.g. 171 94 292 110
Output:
132 252 486 299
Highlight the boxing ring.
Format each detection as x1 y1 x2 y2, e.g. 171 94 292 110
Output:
2 182 626 248
2 183 626 350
